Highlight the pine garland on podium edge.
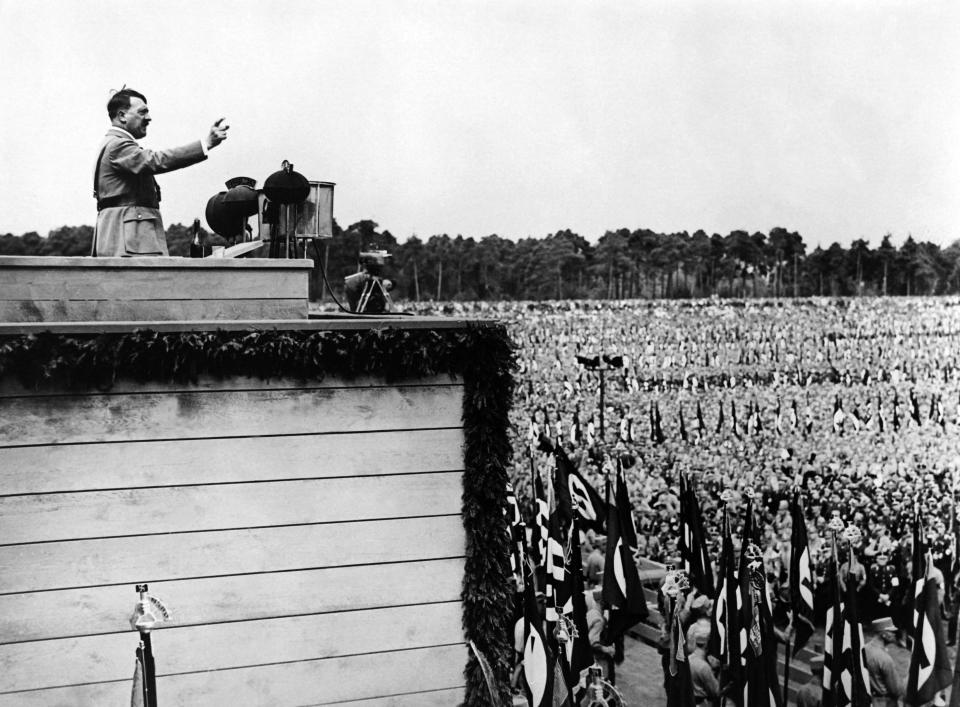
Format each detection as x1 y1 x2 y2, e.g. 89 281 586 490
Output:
0 324 517 706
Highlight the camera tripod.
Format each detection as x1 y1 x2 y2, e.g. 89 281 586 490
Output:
356 274 392 314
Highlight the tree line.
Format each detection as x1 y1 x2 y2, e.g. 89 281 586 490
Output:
3 222 959 300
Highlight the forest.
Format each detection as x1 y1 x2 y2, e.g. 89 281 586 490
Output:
2 221 959 301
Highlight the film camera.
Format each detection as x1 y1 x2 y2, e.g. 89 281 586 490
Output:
344 248 394 314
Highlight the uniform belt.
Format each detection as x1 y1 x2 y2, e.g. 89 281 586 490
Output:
97 196 157 211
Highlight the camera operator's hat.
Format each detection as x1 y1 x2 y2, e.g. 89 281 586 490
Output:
871 617 896 634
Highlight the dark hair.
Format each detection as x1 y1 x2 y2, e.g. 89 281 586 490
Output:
107 88 147 119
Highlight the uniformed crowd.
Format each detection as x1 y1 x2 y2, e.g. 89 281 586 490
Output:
482 296 960 706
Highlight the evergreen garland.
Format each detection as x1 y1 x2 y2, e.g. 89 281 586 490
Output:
0 324 516 705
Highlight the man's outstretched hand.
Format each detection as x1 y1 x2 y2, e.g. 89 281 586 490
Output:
206 118 229 149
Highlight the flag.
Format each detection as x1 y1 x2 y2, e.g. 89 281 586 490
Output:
788 491 815 654
740 494 758 552
737 495 758 693
506 482 526 624
850 404 862 432
551 658 573 707
130 651 146 707
530 460 549 575
602 462 648 640
560 517 593 689
545 472 568 634
752 398 763 434
546 438 606 534
654 401 666 445
823 568 840 707
712 508 743 703
902 512 925 634
833 395 845 434
906 572 952 705
543 442 583 690
522 563 555 707
823 539 871 707
737 531 783 707
506 481 522 573
678 473 714 596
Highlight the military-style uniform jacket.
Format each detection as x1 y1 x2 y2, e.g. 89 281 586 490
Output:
92 127 207 256
868 563 901 607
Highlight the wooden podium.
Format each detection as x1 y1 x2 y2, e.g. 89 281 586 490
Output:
0 256 512 706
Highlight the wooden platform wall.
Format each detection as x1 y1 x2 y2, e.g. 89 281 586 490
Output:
0 375 468 706
0 256 313 322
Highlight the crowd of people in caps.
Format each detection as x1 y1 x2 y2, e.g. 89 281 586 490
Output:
483 296 960 706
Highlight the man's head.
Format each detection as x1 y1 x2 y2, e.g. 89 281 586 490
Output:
108 88 150 139
870 616 897 643
686 618 711 653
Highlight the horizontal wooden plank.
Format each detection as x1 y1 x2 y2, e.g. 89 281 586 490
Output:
1 558 465 643
314 687 466 706
0 315 485 335
0 644 466 706
0 428 465 495
0 472 463 544
0 298 307 322
0 602 463 693
0 515 465 594
0 267 305 301
0 256 314 270
0 385 463 447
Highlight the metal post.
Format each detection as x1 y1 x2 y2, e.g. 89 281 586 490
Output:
140 632 158 707
130 583 170 707
599 366 605 443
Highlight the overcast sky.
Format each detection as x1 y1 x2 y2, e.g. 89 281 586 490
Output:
1 0 958 248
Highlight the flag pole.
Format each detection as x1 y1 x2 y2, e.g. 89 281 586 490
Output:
130 583 168 707
782 613 792 706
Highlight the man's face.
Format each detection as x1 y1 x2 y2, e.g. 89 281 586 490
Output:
121 96 151 138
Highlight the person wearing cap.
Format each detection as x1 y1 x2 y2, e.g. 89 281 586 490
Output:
867 548 900 620
92 87 229 256
863 617 905 707
796 654 824 707
687 619 720 706
587 588 616 680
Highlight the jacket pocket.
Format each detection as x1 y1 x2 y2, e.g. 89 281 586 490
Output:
121 207 166 255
